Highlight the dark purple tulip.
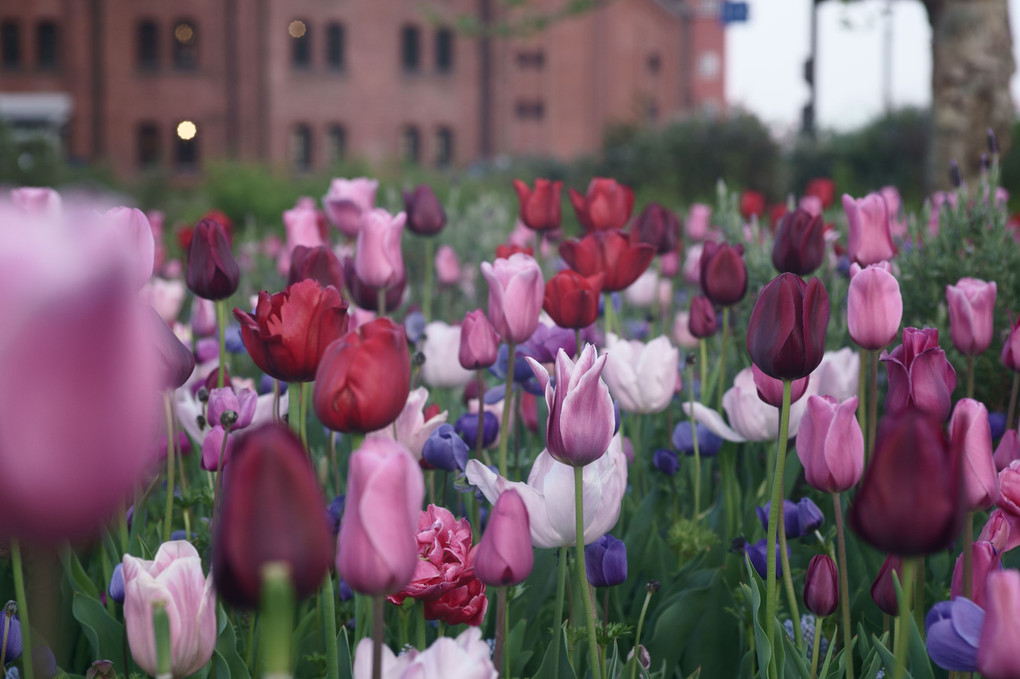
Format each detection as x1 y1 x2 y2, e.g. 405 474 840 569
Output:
745 538 789 579
454 411 499 448
771 208 826 276
699 241 748 306
803 555 838 617
850 412 964 556
148 308 195 390
422 423 470 472
289 244 345 291
631 203 680 255
671 421 723 457
688 295 718 339
872 554 903 615
585 534 628 587
185 218 240 301
108 563 125 604
403 185 446 236
342 255 406 312
880 327 958 421
746 273 830 381
653 448 679 476
926 598 983 672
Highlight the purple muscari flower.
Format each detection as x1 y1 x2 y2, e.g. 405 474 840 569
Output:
653 448 679 476
625 319 650 341
170 529 192 541
258 374 280 395
327 494 345 536
598 292 623 317
745 538 789 579
524 324 577 363
671 420 724 457
33 646 57 679
989 411 1007 440
404 311 427 345
422 423 470 472
585 534 628 587
108 563 125 604
926 598 983 672
455 412 500 448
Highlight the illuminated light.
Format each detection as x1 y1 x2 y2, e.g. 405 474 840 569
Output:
177 121 197 141
288 21 307 38
175 23 195 45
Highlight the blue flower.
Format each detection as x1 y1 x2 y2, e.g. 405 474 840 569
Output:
455 412 500 448
422 423 470 472
744 538 789 579
585 534 628 587
653 448 679 476
671 420 724 457
925 598 983 672
107 564 125 604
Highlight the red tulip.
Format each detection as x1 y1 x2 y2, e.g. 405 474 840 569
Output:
235 280 349 383
805 178 836 209
543 270 605 329
771 208 826 276
740 190 767 219
513 178 563 232
185 218 239 301
746 273 830 381
288 245 345 291
558 230 655 292
699 241 748 306
495 244 534 259
568 178 635 232
313 318 411 433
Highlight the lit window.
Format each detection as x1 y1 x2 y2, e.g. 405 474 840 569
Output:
137 122 161 168
327 124 347 164
401 25 420 73
326 23 345 70
36 21 58 69
1 21 21 69
401 125 420 164
137 20 158 69
291 19 311 68
175 122 198 170
173 20 197 70
435 127 453 168
291 124 313 170
435 28 453 73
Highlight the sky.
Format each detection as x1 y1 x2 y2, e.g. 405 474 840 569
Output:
725 0 1020 134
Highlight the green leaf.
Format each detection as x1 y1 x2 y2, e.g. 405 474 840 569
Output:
506 619 533 678
781 630 810 679
60 549 99 599
741 558 771 677
533 622 575 679
337 627 353 679
71 593 125 672
871 634 910 679
212 605 251 679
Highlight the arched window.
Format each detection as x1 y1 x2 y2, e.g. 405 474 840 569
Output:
326 22 344 70
435 127 453 168
36 21 58 69
401 125 420 164
327 124 347 164
290 19 311 69
1 21 21 69
291 124 313 171
137 122 161 168
172 19 197 70
137 20 158 69
400 25 420 73
435 27 453 73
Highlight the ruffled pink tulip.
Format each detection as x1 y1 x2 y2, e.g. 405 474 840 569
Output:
354 208 405 290
527 344 615 467
435 245 461 286
979 508 1018 553
475 490 534 586
880 327 957 421
323 177 378 238
338 438 425 595
951 540 1000 608
751 364 809 408
847 262 902 350
947 277 997 355
123 541 216 679
459 310 500 370
479 253 544 344
978 570 1020 678
796 395 864 493
949 398 999 510
843 192 896 265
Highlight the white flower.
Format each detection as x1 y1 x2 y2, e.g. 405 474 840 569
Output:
353 628 497 679
603 334 679 414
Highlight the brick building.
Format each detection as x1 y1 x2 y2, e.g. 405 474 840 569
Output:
0 0 725 177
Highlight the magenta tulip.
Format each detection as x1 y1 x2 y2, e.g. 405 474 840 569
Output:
843 192 896 265
796 395 864 493
977 570 1020 678
1002 314 1020 371
951 540 1000 608
746 273 830 381
847 262 902 350
871 555 903 615
880 327 958 421
949 398 999 510
947 277 997 355
480 253 544 344
354 208 405 290
435 245 461 286
994 430 1020 471
458 309 501 370
751 364 809 408
688 295 718 339
803 554 838 617
475 489 534 586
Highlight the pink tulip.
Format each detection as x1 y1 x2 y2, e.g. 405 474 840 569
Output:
435 245 461 286
671 311 699 349
798 195 823 217
479 253 544 344
10 187 61 216
323 177 378 238
355 209 405 290
527 344 615 467
337 438 425 595
751 364 809 408
367 387 448 459
142 278 187 324
352 628 496 679
978 570 1020 678
190 297 218 337
811 349 860 402
122 541 217 678
603 335 679 414
979 508 1018 553
847 262 902 350
105 207 156 288
950 540 1000 608
686 204 712 241
659 250 680 277
1001 314 1020 371
881 186 908 238
949 398 999 510
280 200 326 275
843 192 896 265
995 430 1020 471
459 310 500 370
796 395 864 493
947 277 997 355
475 489 534 586
880 327 957 421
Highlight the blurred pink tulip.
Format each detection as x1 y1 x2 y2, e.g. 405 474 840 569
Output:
279 200 326 276
686 204 712 241
796 395 864 493
978 570 1020 678
10 187 61 216
323 177 378 238
951 540 999 608
949 398 998 510
1001 314 1020 371
672 310 699 349
947 277 997 356
659 250 680 277
352 628 497 679
798 195 823 217
751 364 809 408
105 207 155 288
355 209 405 290
422 322 475 388
459 310 500 370
435 245 462 286
995 430 1020 471
480 253 544 344
475 490 534 586
367 387 448 459
847 262 902 350
142 278 187 324
810 349 860 402
881 186 908 238
843 192 896 265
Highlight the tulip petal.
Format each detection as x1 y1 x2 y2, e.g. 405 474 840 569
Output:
681 402 746 442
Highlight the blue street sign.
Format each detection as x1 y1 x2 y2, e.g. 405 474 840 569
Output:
721 1 749 24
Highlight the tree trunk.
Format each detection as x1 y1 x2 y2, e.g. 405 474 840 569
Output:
925 0 1015 190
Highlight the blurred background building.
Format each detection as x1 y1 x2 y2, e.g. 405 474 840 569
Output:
0 0 725 177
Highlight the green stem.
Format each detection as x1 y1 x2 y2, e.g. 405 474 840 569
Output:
299 383 309 450
765 380 793 679
372 597 384 679
868 350 878 464
10 541 33 679
575 466 603 679
687 362 701 519
699 339 708 403
260 563 295 679
914 557 925 638
629 587 654 679
966 355 975 400
322 575 339 679
415 600 427 650
717 308 730 411
891 559 916 679
498 342 516 477
423 238 435 321
778 513 802 649
153 602 172 679
603 293 615 337
163 392 176 544
494 587 508 678
216 300 228 389
809 615 823 679
833 493 855 679
552 547 568 679
377 287 387 317
1007 371 1019 431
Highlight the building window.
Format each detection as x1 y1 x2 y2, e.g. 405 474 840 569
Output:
515 100 545 120
435 127 453 168
36 21 58 69
291 124 313 170
435 27 453 73
326 22 345 70
137 20 159 69
698 51 720 80
172 19 197 70
327 124 347 164
400 25 420 73
647 53 660 74
401 125 420 164
175 120 198 169
290 19 311 68
137 122 161 168
516 50 544 69
1 21 21 69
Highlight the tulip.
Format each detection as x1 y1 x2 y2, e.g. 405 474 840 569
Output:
543 270 604 329
235 280 349 383
288 245 345 291
926 598 984 672
367 387 448 459
108 563 126 604
631 203 680 255
849 411 964 555
585 534 627 587
623 270 659 308
847 262 903 350
434 245 461 286
352 628 497 679
881 327 958 420
746 273 830 381
796 395 864 493
558 230 656 293
523 323 577 363
105 206 156 288
354 208 405 290
998 461 1020 520
386 505 480 605
123 542 216 678
514 178 563 232
475 490 533 586
149 309 197 391
11 186 61 215
843 192 897 265
951 540 1000 608
458 310 500 370
686 203 712 241
403 185 446 236
314 317 411 433
281 201 326 275
688 296 718 339
527 344 615 466
978 508 1016 554
653 448 679 475
740 191 766 220
200 386 258 470
947 277 997 355
684 367 811 442
771 208 826 276
949 398 999 510
480 253 544 344
978 570 1020 678
185 218 240 301
698 241 748 306
213 424 333 607
1 609 22 662
422 424 470 472
420 322 475 388
751 364 809 408
757 498 823 539
1001 314 1020 371
811 349 860 402
806 178 836 209
803 555 838 617
871 555 903 615
671 421 723 457
568 178 635 232
995 430 1020 471
603 334 679 414
342 253 406 312
338 437 425 595
466 435 627 548
323 177 378 238
143 278 187 325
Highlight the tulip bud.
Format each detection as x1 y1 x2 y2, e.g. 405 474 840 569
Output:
699 242 748 306
108 563 125 604
585 534 627 587
951 540 1000 608
843 192 896 266
950 398 999 510
751 364 809 408
288 244 345 291
480 253 544 344
323 177 377 238
881 327 957 421
402 184 446 236
354 209 405 289
687 295 718 339
185 218 240 301
513 178 563 232
994 430 1020 471
796 395 864 493
474 489 533 586
434 245 461 286
771 208 826 276
543 270 605 329
422 423 470 472
740 191 766 219
631 203 680 255
871 554 903 615
803 555 838 617
745 538 788 579
847 262 903 350
1 604 22 662
457 309 500 370
746 273 830 381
